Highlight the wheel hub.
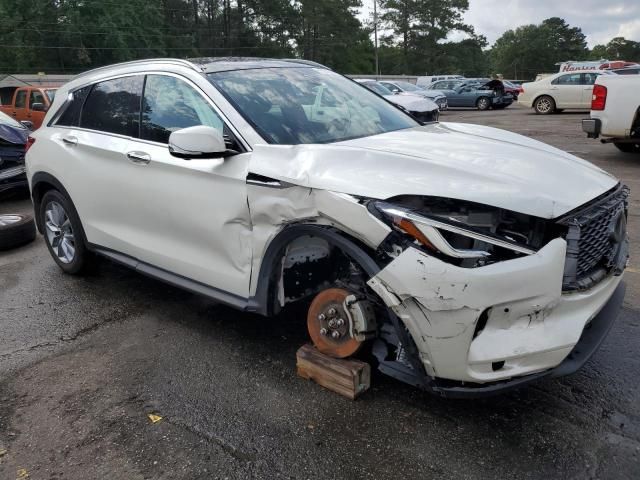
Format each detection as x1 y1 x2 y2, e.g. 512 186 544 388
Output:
307 288 363 358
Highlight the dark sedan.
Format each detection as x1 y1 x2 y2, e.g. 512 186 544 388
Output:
425 79 514 110
0 111 29 194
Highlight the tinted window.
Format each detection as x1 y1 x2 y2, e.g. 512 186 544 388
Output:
552 74 582 85
81 76 143 137
29 90 45 108
56 86 92 127
15 90 27 108
141 75 223 144
208 67 417 145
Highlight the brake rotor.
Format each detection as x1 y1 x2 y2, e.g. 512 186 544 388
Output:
307 288 363 358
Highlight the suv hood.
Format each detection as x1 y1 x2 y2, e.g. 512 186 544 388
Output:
249 122 617 219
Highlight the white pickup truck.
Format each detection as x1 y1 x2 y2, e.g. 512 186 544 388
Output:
582 75 640 153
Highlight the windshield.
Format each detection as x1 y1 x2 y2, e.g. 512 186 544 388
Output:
45 89 56 102
361 81 393 96
0 110 26 129
394 81 421 91
208 67 417 145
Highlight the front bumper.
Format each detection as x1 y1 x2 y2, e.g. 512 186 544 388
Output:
368 238 625 396
583 118 602 139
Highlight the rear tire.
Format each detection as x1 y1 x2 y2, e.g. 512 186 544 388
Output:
40 189 92 274
0 213 36 250
614 142 640 153
534 96 555 114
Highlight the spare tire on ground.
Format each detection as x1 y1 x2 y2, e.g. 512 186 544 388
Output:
0 213 36 250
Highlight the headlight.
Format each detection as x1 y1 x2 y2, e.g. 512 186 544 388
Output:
372 199 543 268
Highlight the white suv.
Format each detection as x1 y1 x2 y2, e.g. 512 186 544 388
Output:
26 58 628 397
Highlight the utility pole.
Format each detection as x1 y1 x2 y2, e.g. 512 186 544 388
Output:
373 0 379 77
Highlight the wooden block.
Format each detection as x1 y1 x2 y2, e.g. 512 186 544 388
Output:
296 344 371 400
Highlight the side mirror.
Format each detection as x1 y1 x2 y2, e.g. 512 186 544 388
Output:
31 102 46 112
168 125 229 160
20 120 34 130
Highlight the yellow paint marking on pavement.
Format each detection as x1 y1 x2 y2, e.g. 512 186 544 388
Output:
16 468 29 479
147 413 163 424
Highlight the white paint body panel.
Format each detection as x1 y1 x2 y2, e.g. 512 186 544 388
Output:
589 75 640 139
369 241 623 382
249 122 616 219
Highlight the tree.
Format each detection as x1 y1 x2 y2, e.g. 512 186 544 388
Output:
379 0 473 74
490 17 588 79
590 37 640 62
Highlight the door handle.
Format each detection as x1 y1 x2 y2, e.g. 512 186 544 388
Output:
62 135 78 146
126 151 151 165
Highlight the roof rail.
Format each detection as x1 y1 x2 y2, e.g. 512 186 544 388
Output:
71 58 202 81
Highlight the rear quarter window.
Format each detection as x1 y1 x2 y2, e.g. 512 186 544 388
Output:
80 76 143 137
55 86 92 127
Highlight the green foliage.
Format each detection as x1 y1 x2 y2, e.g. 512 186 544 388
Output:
489 17 589 79
378 0 476 75
0 0 373 73
0 1 635 78
589 37 640 62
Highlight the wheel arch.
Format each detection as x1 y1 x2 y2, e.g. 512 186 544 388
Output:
247 223 382 317
31 172 88 245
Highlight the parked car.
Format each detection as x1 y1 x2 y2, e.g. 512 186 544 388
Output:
416 75 464 87
519 70 613 114
377 80 448 110
27 58 627 398
0 86 56 130
502 80 523 100
0 110 29 194
582 75 640 153
425 79 514 110
355 79 440 122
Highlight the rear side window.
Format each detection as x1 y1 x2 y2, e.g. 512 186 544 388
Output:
56 86 92 127
15 90 27 108
582 73 599 85
552 74 581 85
81 76 143 137
141 74 223 144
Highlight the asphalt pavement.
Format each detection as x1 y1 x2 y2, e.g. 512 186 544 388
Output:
1 104 639 479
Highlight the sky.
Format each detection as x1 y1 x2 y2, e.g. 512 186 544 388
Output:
360 0 640 48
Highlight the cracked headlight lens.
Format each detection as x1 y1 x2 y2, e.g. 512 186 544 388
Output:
372 200 544 267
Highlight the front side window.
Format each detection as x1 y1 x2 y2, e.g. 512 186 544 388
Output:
29 90 45 109
45 90 56 102
141 75 224 144
208 67 417 145
15 90 27 108
80 76 143 137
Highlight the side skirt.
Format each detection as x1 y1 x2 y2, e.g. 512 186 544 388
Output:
89 244 249 311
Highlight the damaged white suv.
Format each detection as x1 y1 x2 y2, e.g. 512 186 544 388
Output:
26 58 628 397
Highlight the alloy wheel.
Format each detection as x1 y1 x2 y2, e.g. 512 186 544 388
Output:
536 97 553 114
44 201 76 264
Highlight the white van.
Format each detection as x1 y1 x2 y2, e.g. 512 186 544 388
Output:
416 75 464 87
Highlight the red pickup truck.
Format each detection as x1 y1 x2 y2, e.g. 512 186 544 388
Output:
0 86 56 130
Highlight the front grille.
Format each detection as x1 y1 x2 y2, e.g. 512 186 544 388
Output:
559 185 629 291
